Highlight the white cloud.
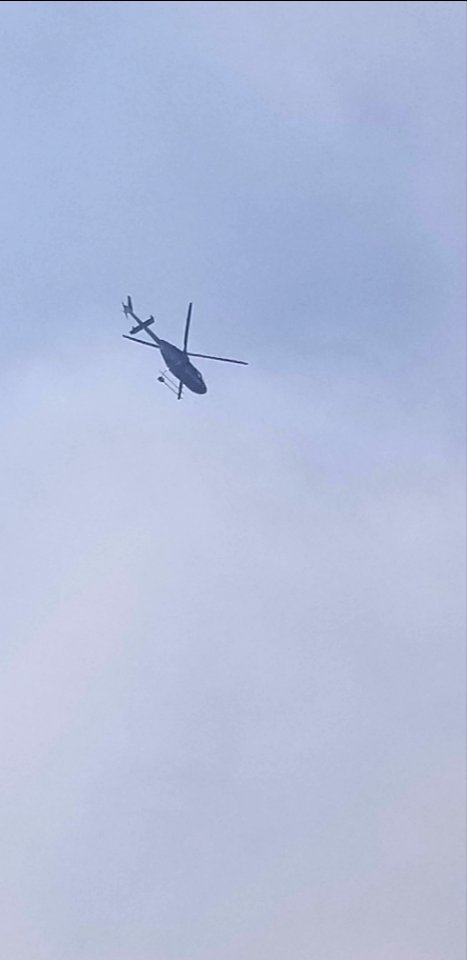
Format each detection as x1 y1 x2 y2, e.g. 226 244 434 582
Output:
0 342 464 959
0 1 464 956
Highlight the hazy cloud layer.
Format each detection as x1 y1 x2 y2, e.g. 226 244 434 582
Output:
0 3 465 959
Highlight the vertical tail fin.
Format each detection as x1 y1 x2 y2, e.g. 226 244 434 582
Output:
121 296 159 342
122 295 133 317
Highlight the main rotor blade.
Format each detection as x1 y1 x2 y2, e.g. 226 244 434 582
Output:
183 302 192 353
122 335 160 349
177 379 184 400
187 352 248 365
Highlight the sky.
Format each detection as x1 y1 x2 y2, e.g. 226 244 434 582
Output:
0 2 465 958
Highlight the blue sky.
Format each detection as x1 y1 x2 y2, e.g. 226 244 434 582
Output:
0 3 465 959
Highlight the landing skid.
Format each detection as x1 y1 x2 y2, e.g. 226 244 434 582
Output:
157 369 182 397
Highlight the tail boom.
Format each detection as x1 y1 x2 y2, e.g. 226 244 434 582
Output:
122 295 159 341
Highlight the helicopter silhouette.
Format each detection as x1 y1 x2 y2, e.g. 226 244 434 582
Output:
121 296 247 400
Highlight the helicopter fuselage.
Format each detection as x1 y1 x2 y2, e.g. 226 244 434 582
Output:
121 297 246 400
159 340 207 394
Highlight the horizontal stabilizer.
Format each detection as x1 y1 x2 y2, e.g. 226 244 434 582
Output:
130 315 154 335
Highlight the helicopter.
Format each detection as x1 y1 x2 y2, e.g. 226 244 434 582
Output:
121 296 248 399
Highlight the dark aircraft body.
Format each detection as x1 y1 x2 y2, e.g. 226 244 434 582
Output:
121 297 246 399
157 339 207 394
